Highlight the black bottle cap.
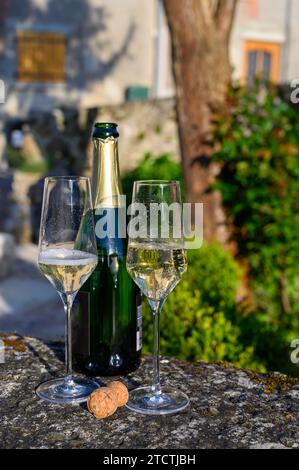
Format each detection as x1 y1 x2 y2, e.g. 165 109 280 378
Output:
93 123 119 139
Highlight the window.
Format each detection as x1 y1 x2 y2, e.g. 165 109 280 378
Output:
244 41 281 84
17 31 66 83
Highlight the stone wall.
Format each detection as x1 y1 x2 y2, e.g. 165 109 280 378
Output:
3 98 179 174
88 98 180 174
0 98 180 244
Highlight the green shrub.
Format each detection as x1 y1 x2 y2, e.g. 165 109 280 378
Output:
212 83 299 375
213 84 299 324
122 145 299 375
122 156 260 369
122 153 185 204
7 147 49 174
187 244 239 313
142 244 266 372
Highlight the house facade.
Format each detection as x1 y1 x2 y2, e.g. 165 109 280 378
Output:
0 0 298 117
0 0 159 115
231 0 299 84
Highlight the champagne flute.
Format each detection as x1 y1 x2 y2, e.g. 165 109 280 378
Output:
126 180 189 415
37 177 99 404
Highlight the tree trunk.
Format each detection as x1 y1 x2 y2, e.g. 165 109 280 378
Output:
163 0 238 243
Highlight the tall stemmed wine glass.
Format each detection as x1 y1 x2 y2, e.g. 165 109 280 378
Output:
37 177 99 404
126 180 189 415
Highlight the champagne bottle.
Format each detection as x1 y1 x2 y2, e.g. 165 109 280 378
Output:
72 123 142 376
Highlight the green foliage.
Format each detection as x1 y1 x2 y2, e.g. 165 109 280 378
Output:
142 244 265 372
7 147 49 174
136 132 146 142
122 153 185 204
212 83 299 373
187 244 239 313
122 156 264 369
123 130 299 375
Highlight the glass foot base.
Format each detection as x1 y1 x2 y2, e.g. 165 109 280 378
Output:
36 376 99 404
126 386 190 416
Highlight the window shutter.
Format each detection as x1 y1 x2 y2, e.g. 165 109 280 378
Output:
17 31 66 83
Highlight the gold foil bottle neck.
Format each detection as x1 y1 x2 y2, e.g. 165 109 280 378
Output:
92 136 123 209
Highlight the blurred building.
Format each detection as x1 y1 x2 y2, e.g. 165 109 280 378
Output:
0 0 298 116
231 0 298 84
0 0 166 115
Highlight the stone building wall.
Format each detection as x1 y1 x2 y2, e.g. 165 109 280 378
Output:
88 98 180 174
0 0 158 116
230 0 299 83
15 98 180 175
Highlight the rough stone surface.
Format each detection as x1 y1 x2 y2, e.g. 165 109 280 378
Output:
1 333 299 449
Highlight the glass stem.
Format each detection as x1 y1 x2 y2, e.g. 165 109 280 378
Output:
64 293 74 382
151 301 161 395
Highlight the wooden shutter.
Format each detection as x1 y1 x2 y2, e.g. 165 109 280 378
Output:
17 31 66 83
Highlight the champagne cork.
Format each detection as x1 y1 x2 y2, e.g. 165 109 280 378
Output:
87 382 129 420
87 388 118 420
109 381 129 407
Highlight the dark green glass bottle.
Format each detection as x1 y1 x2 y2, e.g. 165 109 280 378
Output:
72 123 142 376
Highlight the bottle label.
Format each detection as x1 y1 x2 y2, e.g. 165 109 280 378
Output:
94 208 125 256
137 304 142 352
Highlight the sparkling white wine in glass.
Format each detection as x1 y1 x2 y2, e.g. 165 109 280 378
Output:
39 249 98 294
127 243 187 302
126 180 189 416
36 176 99 405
